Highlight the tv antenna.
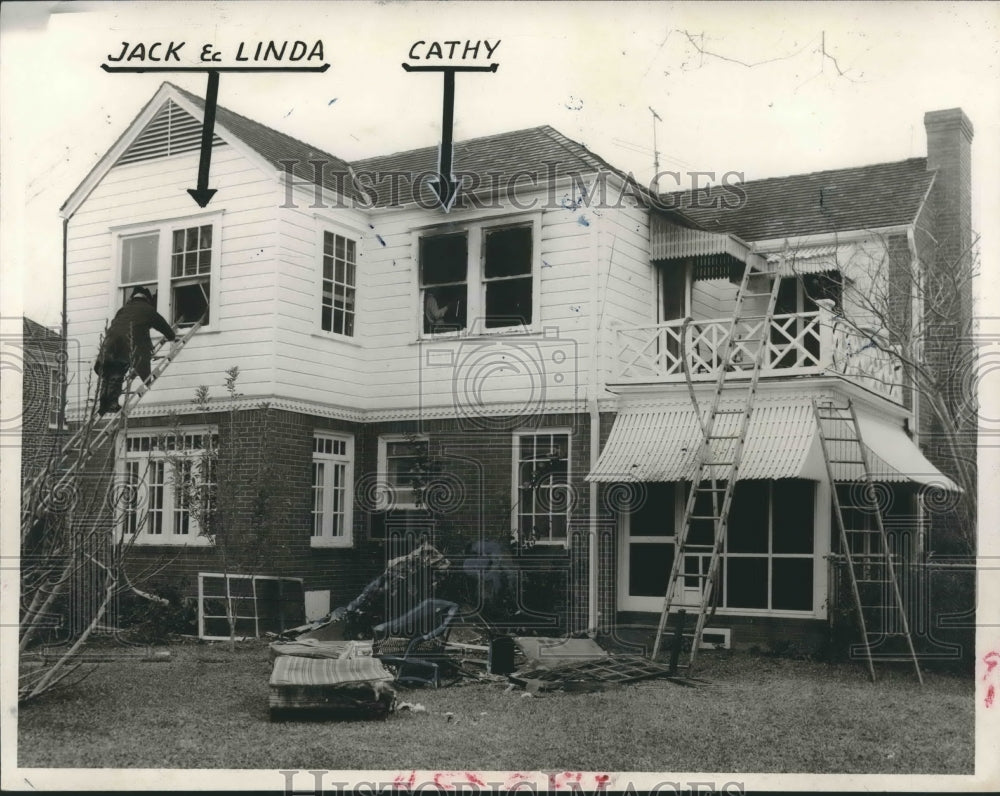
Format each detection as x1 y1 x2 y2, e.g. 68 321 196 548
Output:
649 106 663 191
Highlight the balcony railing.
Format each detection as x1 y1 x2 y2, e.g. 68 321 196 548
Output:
612 303 902 402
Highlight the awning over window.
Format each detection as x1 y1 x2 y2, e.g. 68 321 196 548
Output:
586 400 959 490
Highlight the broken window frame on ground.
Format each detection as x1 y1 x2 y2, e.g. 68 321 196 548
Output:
198 572 305 639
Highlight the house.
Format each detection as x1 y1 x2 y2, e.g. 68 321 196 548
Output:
19 317 66 489
61 81 971 647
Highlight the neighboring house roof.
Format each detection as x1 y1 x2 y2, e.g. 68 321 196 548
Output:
23 317 62 344
660 158 935 241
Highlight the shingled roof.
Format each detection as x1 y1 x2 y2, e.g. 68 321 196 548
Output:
169 83 364 201
353 125 617 206
660 158 936 241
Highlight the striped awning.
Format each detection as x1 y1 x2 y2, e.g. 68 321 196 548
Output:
651 215 754 263
587 400 826 482
767 244 841 277
587 400 959 490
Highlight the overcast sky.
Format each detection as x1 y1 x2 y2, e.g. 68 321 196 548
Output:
2 0 998 328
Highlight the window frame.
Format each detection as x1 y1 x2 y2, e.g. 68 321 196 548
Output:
311 432 355 548
376 434 430 511
117 426 218 546
315 226 359 339
109 211 223 331
47 366 61 429
620 480 818 616
512 428 573 547
412 212 542 340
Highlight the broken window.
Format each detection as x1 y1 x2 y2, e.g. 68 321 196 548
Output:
198 573 304 639
421 233 468 333
379 436 430 509
312 433 354 546
515 431 571 545
171 225 212 325
483 225 533 327
321 232 357 336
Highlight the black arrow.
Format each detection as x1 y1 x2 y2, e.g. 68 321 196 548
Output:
433 69 459 211
187 70 220 207
402 63 498 212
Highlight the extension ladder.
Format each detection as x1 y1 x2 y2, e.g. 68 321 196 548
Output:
651 255 781 666
21 320 202 541
812 397 923 683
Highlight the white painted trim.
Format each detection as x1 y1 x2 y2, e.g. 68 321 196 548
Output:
310 430 355 548
107 210 224 331
312 222 360 341
376 433 429 511
511 427 574 548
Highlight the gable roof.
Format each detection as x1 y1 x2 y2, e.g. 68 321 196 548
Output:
660 158 935 241
23 317 62 344
168 83 363 201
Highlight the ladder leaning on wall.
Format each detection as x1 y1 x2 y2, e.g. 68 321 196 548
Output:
811 397 923 684
650 255 782 667
21 320 203 543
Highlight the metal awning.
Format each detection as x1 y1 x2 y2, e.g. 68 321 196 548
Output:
767 244 841 276
651 215 752 261
586 400 960 490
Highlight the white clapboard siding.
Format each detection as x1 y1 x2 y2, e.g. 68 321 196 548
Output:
65 144 281 411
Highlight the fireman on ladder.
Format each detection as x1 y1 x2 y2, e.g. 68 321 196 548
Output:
94 286 176 415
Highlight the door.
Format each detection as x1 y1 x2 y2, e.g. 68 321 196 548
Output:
656 261 690 371
619 483 678 612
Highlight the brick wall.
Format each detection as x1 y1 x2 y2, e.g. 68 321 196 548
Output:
20 318 67 488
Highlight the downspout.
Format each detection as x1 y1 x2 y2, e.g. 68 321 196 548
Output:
60 216 69 433
587 214 603 634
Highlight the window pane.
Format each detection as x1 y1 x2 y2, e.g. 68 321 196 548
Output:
173 281 209 325
420 234 467 285
772 480 814 554
629 483 674 536
423 285 467 333
726 557 768 608
688 484 722 546
484 226 532 278
199 225 212 249
629 543 674 597
772 558 813 611
728 482 769 553
323 232 334 256
121 234 159 283
485 277 533 327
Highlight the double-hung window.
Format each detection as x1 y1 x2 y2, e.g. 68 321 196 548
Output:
377 435 429 510
120 429 217 544
513 430 571 545
321 231 357 336
114 215 221 328
311 433 354 547
419 217 538 335
47 367 61 429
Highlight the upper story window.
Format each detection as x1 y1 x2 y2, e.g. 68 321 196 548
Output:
419 217 538 336
114 215 221 329
311 432 354 547
321 231 357 336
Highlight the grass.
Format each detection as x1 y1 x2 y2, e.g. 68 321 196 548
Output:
17 640 973 773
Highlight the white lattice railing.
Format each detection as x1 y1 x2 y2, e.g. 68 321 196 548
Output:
613 306 902 401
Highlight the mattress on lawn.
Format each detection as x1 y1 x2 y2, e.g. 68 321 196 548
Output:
270 655 393 687
268 639 374 660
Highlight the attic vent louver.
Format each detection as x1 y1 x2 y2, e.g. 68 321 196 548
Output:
116 100 224 166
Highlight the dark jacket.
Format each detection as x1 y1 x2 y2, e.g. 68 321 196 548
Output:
98 298 176 365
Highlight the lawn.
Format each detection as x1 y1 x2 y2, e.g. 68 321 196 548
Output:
17 641 973 774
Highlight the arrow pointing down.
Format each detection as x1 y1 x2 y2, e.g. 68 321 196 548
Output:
187 70 220 207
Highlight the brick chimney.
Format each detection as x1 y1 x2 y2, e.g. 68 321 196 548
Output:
923 108 974 288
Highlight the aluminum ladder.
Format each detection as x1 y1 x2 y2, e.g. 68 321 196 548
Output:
651 255 781 667
812 397 923 683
